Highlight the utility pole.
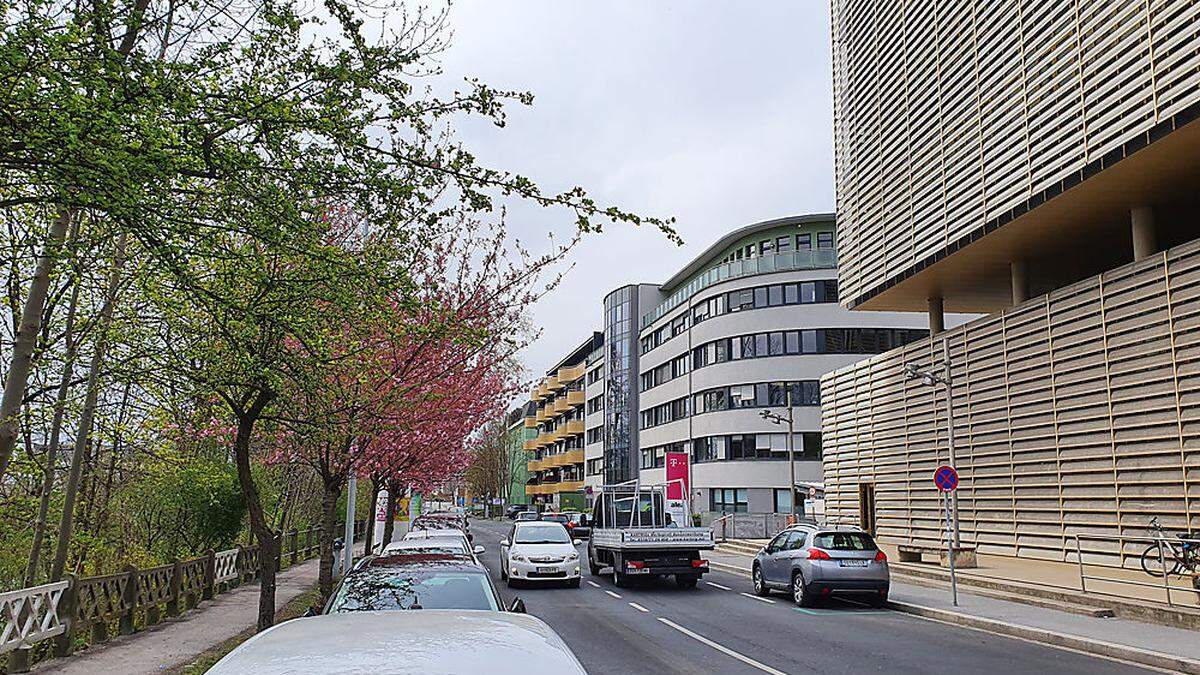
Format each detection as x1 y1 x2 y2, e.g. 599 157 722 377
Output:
760 387 798 518
905 338 961 548
342 474 357 575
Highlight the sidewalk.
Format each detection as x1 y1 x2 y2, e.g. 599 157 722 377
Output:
709 549 1200 674
35 555 329 675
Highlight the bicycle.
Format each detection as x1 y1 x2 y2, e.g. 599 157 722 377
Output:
1139 517 1200 578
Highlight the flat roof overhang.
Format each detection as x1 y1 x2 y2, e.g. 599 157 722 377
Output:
852 108 1200 314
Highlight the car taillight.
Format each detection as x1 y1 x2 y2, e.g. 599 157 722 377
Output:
874 550 887 563
566 522 574 528
808 548 831 560
692 559 708 568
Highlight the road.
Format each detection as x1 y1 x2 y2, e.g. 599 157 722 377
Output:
469 518 1151 675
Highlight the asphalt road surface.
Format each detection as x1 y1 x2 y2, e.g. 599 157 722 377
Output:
470 518 1152 675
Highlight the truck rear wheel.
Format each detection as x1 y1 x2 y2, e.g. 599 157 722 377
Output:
588 550 601 576
675 575 698 589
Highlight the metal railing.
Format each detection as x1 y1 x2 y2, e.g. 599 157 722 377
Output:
0 520 366 672
1072 532 1200 607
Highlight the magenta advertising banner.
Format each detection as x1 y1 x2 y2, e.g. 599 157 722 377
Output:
666 452 689 500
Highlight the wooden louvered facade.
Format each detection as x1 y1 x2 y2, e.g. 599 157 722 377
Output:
822 239 1200 567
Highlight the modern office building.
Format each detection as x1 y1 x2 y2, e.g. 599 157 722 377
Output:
824 1 1200 564
631 214 937 515
524 333 603 511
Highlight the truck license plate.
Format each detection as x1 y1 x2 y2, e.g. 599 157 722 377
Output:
839 560 868 567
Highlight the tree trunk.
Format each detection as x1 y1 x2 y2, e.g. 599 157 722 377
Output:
362 476 381 556
230 390 277 631
50 232 127 581
0 208 72 483
318 476 341 603
24 262 82 586
382 479 401 547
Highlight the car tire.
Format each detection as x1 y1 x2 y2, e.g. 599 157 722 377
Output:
500 561 507 581
675 575 698 589
588 550 601 576
567 578 581 589
792 572 813 607
506 576 518 589
752 565 770 596
870 590 888 608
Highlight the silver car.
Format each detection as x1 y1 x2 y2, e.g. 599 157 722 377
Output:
208 610 587 674
752 525 889 607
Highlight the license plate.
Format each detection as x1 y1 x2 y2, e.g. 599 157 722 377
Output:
839 560 868 567
537 566 558 573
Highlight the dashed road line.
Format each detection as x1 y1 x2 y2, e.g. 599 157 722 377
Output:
740 592 776 604
656 618 787 675
628 602 650 613
605 590 622 599
587 580 601 588
705 581 732 591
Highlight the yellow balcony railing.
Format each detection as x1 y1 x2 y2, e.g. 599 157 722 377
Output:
524 415 537 429
554 481 584 493
523 439 538 451
527 459 543 472
557 364 585 384
552 397 571 414
561 420 584 437
536 431 554 447
566 390 585 406
535 408 550 423
545 375 562 391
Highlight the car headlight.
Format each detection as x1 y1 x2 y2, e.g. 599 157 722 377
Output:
512 554 528 563
567 552 579 561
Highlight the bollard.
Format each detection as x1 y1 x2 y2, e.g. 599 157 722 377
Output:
8 648 31 673
290 530 299 566
120 564 139 636
53 574 78 658
167 559 182 617
305 528 313 558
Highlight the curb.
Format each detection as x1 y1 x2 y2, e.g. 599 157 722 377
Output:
707 559 1200 674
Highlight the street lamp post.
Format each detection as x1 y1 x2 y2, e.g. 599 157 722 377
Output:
760 387 798 518
906 338 960 548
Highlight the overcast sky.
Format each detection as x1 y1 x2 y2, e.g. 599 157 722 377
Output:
435 1 834 379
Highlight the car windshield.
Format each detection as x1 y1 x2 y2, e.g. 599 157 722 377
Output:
812 532 876 551
515 524 570 544
383 542 467 555
328 568 498 612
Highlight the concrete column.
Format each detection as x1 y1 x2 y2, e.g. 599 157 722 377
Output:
1011 259 1029 305
1131 206 1157 261
928 296 944 336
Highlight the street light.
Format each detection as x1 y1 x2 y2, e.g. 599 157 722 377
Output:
905 338 960 548
759 387 798 518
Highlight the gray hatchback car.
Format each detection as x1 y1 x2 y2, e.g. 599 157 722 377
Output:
752 525 889 607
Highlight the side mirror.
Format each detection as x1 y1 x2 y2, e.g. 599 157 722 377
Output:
499 539 509 547
572 539 582 547
303 606 319 618
473 545 485 555
508 597 527 614
467 533 474 542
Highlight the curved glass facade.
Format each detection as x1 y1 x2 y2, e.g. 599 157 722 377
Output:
603 285 637 484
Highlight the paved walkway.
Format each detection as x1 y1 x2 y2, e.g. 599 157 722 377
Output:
36 555 330 675
709 549 1200 671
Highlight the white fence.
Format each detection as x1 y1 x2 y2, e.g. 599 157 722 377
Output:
0 580 69 655
214 549 239 584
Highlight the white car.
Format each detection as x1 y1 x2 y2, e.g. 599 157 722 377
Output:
382 539 472 556
401 530 484 563
499 521 582 588
207 610 587 674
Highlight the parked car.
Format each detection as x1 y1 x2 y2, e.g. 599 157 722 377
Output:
516 511 540 522
752 524 889 607
382 538 475 559
499 521 582 588
505 504 531 519
208 610 586 674
324 553 509 613
563 512 591 539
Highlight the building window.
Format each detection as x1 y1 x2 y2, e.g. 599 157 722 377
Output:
797 233 812 250
760 239 775 256
711 488 748 513
817 231 834 249
774 489 794 514
776 236 792 253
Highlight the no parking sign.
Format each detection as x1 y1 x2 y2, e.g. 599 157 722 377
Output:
934 465 959 492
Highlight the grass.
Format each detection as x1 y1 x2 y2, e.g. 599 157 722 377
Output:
169 586 324 674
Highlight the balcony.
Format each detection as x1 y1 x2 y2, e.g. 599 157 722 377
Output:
566 390 585 406
535 408 550 423
561 420 584 437
524 415 537 429
542 448 584 468
535 431 554 447
523 439 538 452
554 480 584 494
527 458 543 472
557 364 585 384
552 397 572 414
546 375 562 391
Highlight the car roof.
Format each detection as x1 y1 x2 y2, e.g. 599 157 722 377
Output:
361 553 480 570
208 610 587 674
384 540 466 550
405 529 467 538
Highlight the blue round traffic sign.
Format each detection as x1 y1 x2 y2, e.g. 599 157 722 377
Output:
934 465 959 492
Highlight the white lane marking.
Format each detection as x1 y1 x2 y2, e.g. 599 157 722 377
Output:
587 580 601 588
605 590 622 599
628 602 650 613
706 581 732 591
656 618 787 675
740 592 776 604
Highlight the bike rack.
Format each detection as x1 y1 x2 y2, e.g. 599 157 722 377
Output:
1072 532 1200 607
